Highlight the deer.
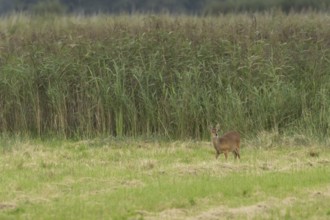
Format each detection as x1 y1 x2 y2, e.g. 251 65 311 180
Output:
210 124 240 160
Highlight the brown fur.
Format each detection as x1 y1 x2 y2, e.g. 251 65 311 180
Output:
210 126 240 160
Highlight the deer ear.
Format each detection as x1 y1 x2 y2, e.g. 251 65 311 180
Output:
216 123 220 130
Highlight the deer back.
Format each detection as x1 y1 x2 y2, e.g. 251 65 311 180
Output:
218 131 240 151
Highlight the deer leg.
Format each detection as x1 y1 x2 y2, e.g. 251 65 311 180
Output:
224 152 228 160
233 150 238 159
235 149 240 159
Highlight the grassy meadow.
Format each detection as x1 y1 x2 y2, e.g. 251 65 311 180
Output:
0 136 330 219
0 12 330 219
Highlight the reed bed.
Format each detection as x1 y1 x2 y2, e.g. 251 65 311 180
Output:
0 12 329 139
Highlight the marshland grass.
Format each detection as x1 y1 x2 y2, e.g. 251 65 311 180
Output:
0 12 330 139
0 136 329 219
1 12 330 219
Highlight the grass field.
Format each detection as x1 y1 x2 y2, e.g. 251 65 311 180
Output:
0 12 330 220
1 136 330 219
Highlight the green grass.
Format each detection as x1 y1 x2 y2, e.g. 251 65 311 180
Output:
0 13 330 139
1 137 329 219
1 12 329 220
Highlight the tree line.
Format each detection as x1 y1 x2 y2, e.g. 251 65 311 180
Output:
0 0 329 15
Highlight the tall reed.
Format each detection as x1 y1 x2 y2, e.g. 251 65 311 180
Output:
0 13 329 139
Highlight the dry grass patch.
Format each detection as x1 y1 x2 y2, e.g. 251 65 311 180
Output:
0 203 17 211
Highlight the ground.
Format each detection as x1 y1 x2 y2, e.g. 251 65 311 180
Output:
0 137 330 219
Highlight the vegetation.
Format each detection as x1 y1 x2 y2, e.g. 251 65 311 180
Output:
1 10 329 220
0 137 329 219
1 0 330 15
204 0 330 14
1 13 330 140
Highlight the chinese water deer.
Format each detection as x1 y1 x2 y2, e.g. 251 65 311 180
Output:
210 124 240 160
